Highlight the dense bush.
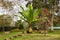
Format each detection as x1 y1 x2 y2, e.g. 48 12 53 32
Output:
11 28 20 32
15 20 24 29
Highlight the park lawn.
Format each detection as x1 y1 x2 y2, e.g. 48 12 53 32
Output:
0 30 60 40
0 32 21 40
12 30 60 40
48 30 60 35
12 34 60 40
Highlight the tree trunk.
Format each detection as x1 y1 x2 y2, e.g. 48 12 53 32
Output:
50 9 54 32
27 24 33 33
50 25 54 32
50 17 54 32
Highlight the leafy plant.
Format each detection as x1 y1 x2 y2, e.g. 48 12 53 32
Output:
19 4 39 33
16 20 24 29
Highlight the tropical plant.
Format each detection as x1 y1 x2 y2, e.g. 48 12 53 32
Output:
19 4 39 33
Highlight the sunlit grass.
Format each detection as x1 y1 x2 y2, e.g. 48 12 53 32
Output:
0 30 60 40
12 34 60 40
0 32 21 40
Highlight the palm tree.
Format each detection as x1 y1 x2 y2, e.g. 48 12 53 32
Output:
19 4 39 33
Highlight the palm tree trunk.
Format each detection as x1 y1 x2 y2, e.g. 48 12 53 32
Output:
27 23 33 33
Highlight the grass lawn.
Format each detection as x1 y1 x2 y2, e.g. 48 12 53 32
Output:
0 32 21 40
12 34 60 40
0 30 60 40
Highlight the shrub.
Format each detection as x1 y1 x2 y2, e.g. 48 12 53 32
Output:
11 28 20 32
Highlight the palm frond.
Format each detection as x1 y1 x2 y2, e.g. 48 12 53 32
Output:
19 4 39 24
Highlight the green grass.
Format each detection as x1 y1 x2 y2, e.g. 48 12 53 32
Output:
0 32 21 40
48 30 60 34
0 30 60 40
12 30 60 40
12 34 60 40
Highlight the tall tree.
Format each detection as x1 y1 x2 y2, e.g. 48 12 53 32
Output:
32 0 59 31
47 0 58 31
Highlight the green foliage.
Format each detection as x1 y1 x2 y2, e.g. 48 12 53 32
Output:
32 0 44 9
48 0 58 5
16 20 24 29
32 0 58 9
19 4 40 33
19 4 39 24
11 28 20 32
